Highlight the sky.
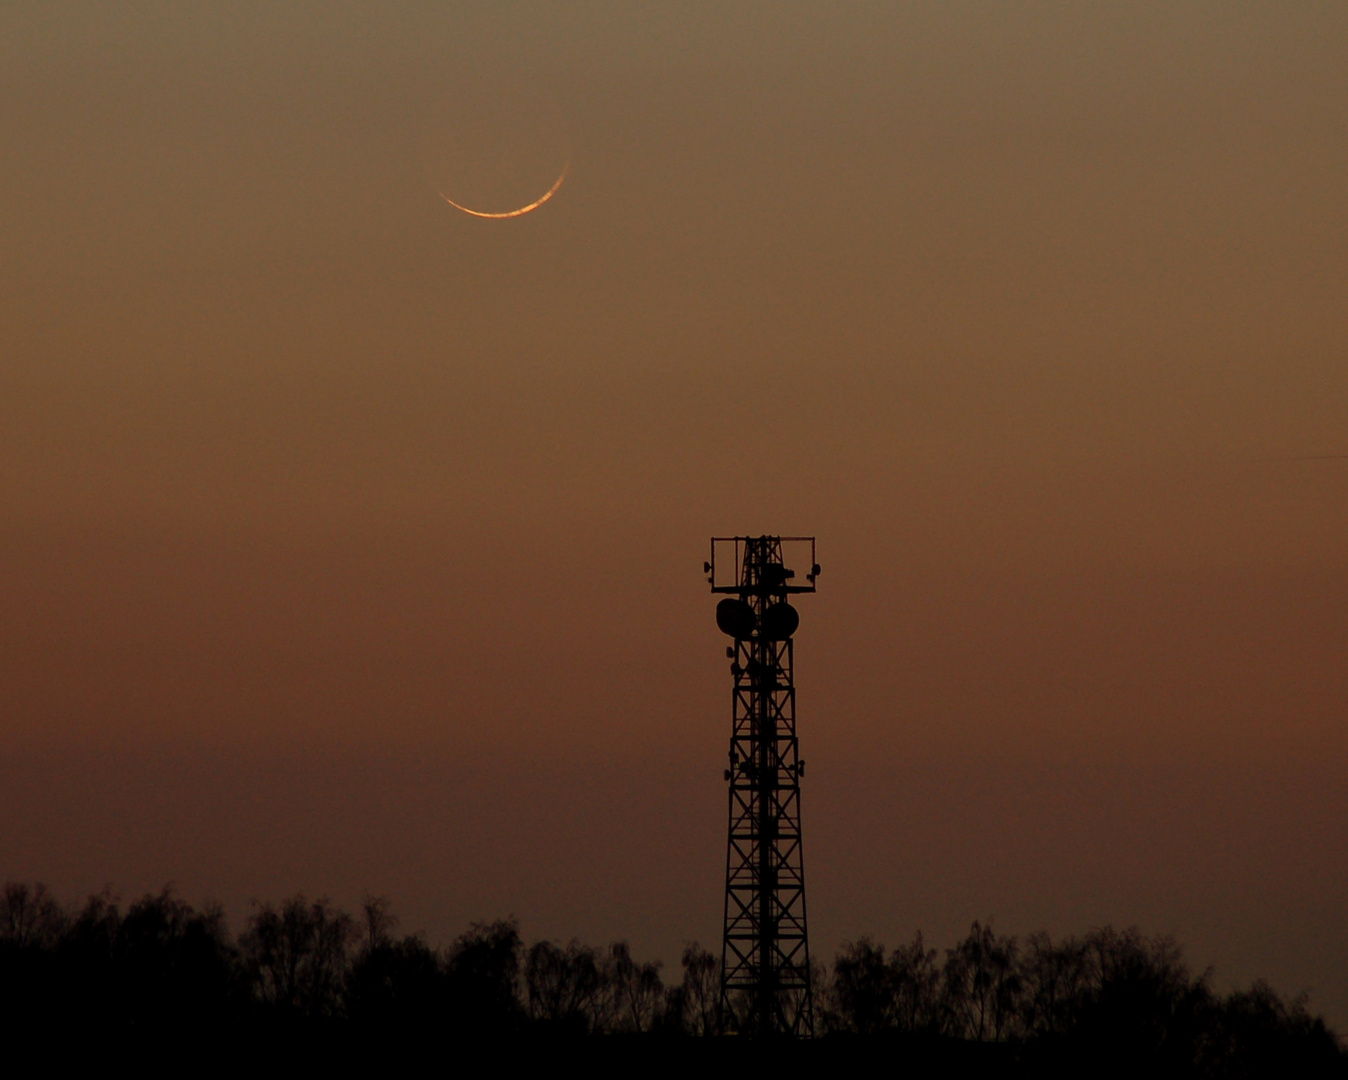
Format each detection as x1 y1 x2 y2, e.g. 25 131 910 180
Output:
2 1 1347 1025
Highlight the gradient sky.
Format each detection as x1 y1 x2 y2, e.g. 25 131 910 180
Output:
3 2 1347 1025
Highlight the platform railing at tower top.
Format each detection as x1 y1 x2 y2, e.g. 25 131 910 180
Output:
706 536 819 595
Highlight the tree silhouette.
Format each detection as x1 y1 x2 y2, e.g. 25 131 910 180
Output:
240 895 354 1019
444 919 524 1037
117 888 239 1036
1018 930 1092 1038
830 937 898 1035
2 882 65 947
607 941 664 1033
942 921 1023 1041
678 943 720 1037
1 878 1343 1071
526 938 604 1034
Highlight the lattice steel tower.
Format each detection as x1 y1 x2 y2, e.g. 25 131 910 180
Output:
706 535 820 1037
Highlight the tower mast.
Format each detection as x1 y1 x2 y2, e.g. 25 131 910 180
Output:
708 535 819 1036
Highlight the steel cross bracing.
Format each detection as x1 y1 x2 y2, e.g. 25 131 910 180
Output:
710 535 817 1037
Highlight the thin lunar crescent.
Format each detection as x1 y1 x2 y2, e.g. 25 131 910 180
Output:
438 163 569 219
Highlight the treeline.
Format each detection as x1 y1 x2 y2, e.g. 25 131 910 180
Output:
0 882 695 1046
826 924 1344 1075
2 882 1343 1074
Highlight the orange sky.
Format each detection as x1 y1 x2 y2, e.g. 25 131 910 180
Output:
2 3 1346 1025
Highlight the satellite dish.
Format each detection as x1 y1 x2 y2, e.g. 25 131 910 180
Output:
716 598 757 639
760 602 799 641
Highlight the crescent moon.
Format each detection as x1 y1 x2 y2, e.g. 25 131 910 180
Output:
438 163 569 219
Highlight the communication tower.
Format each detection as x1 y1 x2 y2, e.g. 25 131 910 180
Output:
706 535 820 1037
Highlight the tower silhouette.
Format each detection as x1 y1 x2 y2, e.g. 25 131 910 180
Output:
707 535 820 1037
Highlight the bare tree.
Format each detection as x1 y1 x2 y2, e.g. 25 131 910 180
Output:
942 921 1022 1041
831 937 896 1034
1 882 66 947
605 941 664 1033
345 898 442 1032
890 932 942 1033
359 895 398 953
445 919 524 1034
1018 931 1093 1037
240 895 354 1017
526 938 604 1032
678 942 720 1036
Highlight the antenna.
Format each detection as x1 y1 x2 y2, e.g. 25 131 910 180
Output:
708 535 820 1037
